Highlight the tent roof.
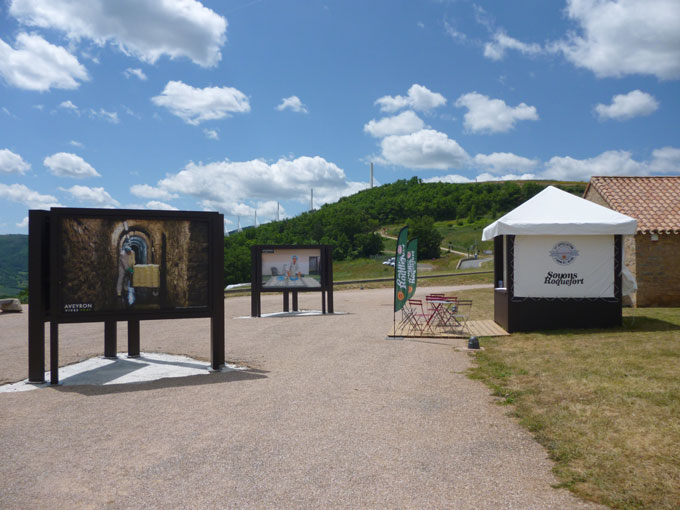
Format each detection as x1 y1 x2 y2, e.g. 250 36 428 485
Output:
482 186 637 241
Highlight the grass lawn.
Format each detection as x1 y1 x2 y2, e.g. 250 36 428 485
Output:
460 287 680 510
330 252 492 290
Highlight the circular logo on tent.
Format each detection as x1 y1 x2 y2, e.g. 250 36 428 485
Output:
397 245 403 255
550 242 579 265
407 251 411 259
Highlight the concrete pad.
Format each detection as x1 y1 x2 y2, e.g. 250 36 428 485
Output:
0 352 247 393
235 310 349 319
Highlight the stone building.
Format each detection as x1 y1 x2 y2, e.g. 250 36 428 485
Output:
584 176 680 307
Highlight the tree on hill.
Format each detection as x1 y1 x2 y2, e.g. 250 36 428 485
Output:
408 215 443 259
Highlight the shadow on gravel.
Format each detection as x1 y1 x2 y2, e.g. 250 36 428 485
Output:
50 368 269 396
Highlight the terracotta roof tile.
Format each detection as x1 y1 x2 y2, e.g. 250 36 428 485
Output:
586 176 680 234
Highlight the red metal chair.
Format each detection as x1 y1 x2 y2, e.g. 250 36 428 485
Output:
410 299 440 335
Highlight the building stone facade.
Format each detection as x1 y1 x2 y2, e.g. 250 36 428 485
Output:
584 177 680 307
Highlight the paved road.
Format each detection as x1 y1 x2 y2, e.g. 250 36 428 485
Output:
458 257 493 269
0 286 601 509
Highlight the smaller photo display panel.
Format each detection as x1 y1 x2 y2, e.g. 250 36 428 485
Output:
261 248 322 289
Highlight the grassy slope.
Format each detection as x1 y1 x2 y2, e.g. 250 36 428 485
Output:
462 289 680 510
385 216 495 254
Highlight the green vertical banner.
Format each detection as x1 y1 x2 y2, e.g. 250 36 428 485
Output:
394 226 409 312
406 238 418 300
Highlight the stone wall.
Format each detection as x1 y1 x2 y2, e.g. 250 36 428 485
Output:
635 233 680 307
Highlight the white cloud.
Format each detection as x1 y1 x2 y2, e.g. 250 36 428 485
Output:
473 152 539 174
123 67 147 80
203 128 219 140
484 31 543 60
252 200 287 222
145 201 178 211
0 182 60 208
363 110 425 138
61 185 119 207
157 155 365 214
542 147 680 181
129 184 178 200
0 32 88 91
89 108 119 124
10 0 227 67
379 129 469 170
152 80 250 125
455 92 538 134
444 20 468 43
69 140 83 148
44 152 100 178
59 100 78 111
0 149 31 174
375 84 446 113
16 216 29 228
122 105 140 119
276 95 308 114
475 172 536 182
552 0 680 80
422 174 472 184
649 147 680 173
422 172 536 184
594 90 659 121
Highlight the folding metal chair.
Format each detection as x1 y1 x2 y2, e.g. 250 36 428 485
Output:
451 299 472 335
406 299 435 335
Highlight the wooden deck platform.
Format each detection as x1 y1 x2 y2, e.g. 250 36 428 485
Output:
388 320 509 339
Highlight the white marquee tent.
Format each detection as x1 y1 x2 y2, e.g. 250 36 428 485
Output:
483 186 638 332
482 186 637 240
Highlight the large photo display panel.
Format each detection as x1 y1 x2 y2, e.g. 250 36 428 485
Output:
513 235 615 298
261 248 322 289
53 210 214 318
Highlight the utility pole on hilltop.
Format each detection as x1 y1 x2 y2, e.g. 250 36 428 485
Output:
370 162 374 188
310 188 314 211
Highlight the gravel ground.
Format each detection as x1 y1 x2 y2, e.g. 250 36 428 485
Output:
0 285 603 509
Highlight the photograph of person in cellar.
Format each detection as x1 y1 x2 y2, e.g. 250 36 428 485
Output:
261 249 322 288
59 216 209 313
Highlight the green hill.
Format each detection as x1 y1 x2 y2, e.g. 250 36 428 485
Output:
0 234 28 297
223 178 586 284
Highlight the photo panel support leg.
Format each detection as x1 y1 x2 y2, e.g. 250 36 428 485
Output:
28 209 49 383
128 319 140 357
50 321 59 385
283 291 290 312
322 290 326 314
292 291 298 312
105 320 117 358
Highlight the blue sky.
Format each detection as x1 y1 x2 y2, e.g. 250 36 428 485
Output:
1 0 679 233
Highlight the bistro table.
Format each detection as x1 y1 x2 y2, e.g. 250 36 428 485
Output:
425 295 461 332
